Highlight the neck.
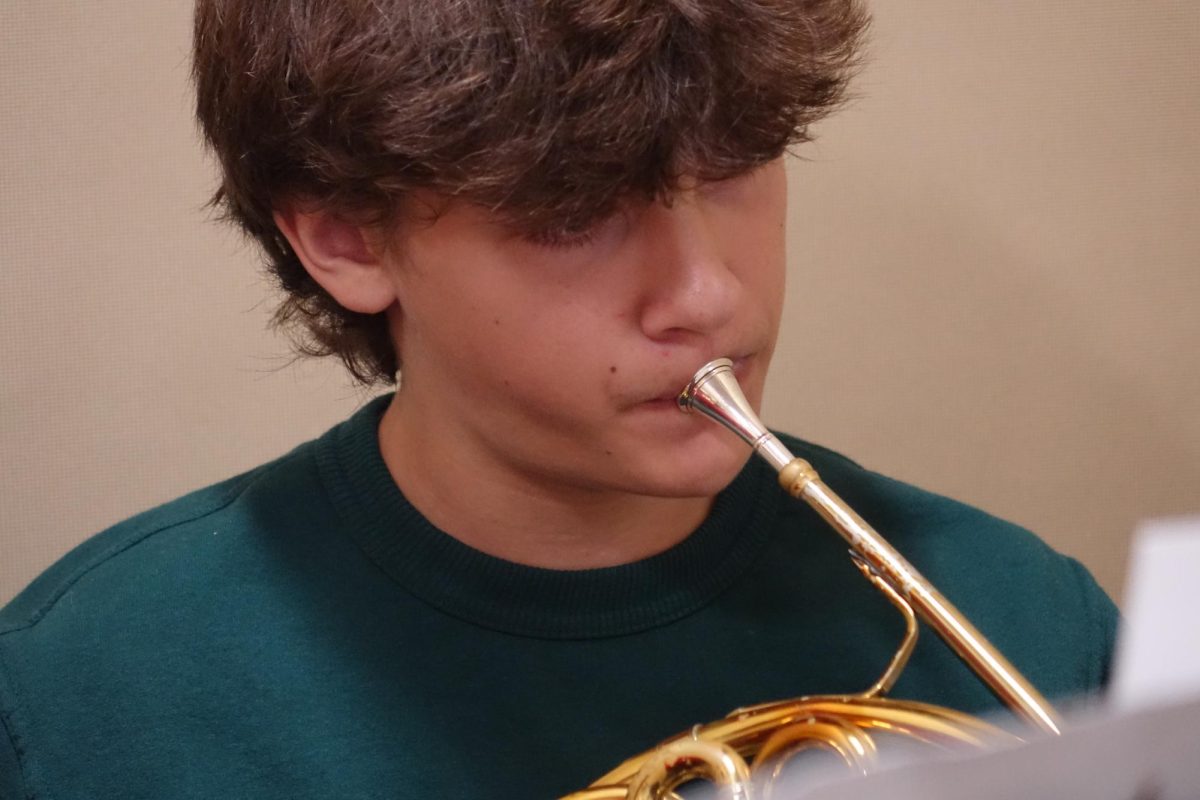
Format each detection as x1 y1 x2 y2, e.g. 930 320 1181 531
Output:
376 397 714 570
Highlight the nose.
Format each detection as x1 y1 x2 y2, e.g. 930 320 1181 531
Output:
637 194 740 343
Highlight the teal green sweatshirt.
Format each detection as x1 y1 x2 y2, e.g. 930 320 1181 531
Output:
0 395 1116 799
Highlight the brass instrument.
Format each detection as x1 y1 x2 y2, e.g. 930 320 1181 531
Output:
562 358 1062 800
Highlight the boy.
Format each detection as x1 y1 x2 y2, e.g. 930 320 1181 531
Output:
0 1 1115 798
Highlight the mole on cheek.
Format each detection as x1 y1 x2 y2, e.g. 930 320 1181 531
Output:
609 366 617 374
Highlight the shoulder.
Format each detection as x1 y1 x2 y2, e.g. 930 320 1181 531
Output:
778 431 1077 577
0 438 341 796
0 440 324 640
774 432 1119 699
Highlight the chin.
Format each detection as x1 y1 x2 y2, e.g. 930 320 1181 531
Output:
627 432 754 498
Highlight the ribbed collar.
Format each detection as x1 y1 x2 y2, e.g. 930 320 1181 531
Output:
315 395 780 639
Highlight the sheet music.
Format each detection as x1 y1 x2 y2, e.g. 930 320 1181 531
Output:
1111 515 1200 713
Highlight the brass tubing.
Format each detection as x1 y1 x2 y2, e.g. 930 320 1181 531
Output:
789 466 1062 735
682 359 1063 736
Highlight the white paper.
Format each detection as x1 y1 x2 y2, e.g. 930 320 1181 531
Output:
1111 515 1200 713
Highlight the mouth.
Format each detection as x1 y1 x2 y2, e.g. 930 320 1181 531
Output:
640 356 753 408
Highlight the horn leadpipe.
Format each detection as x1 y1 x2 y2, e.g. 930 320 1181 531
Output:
679 358 1062 736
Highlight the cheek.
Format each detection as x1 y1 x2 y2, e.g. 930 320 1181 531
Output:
438 293 609 399
731 221 787 315
717 176 788 298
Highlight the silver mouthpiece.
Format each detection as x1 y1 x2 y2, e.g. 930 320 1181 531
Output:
677 358 796 471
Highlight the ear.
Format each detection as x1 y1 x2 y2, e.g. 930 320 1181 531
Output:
273 205 397 314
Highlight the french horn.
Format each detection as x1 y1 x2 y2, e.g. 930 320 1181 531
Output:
561 358 1062 800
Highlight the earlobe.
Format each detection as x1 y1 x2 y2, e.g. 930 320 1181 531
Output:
273 206 398 314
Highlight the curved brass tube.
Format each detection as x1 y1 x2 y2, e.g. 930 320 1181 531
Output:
560 358 1060 800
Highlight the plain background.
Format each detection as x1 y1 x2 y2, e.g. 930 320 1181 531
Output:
2 1 1198 607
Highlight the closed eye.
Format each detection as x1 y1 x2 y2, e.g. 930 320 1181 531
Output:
523 224 601 250
516 204 637 254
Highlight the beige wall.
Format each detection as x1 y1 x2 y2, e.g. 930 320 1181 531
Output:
2 1 1197 606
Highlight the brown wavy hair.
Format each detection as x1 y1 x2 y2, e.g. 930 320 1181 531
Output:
192 0 869 385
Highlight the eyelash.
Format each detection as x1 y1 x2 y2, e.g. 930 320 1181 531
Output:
524 225 601 250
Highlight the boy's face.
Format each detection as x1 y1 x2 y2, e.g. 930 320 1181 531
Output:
383 159 787 499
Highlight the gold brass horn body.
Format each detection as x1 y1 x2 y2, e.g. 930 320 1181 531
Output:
561 359 1062 800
